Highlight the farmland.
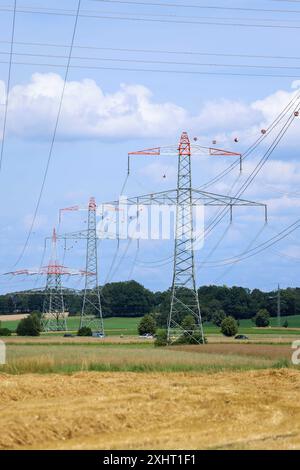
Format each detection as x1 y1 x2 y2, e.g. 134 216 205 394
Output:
0 369 300 450
2 314 300 336
0 316 300 450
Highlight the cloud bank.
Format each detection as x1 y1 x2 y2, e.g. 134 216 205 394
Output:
0 73 299 142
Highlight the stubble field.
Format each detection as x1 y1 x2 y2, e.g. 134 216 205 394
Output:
0 368 299 450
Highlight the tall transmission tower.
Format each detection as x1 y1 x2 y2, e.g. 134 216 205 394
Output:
5 227 93 332
169 132 204 343
80 197 104 333
42 228 67 331
58 197 104 334
106 131 267 344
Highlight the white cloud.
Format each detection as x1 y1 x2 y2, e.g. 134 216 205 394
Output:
0 73 300 143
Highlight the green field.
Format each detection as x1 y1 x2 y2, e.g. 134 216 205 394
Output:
1 314 300 337
0 316 140 335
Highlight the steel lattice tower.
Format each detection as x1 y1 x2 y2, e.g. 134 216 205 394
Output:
80 197 104 334
42 228 67 332
168 132 204 343
91 132 267 344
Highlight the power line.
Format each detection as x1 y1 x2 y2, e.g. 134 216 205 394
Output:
13 0 82 267
91 0 300 14
2 59 300 78
4 50 300 71
0 0 16 174
2 39 300 62
2 5 300 30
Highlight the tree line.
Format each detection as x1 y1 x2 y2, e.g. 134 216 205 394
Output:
0 281 300 323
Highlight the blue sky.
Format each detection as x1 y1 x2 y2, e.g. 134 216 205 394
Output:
1 0 300 294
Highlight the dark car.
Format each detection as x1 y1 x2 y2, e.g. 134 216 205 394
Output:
63 333 74 338
235 334 249 340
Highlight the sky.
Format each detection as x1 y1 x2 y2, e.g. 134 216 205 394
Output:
1 0 300 294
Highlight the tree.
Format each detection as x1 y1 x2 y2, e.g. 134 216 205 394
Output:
0 328 11 336
221 316 238 337
211 309 226 327
77 326 93 337
101 281 154 317
154 329 168 347
254 309 270 327
16 314 41 336
138 314 157 336
176 315 206 344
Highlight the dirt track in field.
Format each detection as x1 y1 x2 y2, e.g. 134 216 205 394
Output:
0 369 299 450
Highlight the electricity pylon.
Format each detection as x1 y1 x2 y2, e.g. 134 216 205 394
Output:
42 228 67 331
57 197 104 334
106 132 267 344
169 132 204 343
80 197 104 333
6 227 93 332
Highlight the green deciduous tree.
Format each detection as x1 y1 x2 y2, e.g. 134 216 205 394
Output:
77 326 93 337
221 316 238 337
16 313 41 337
254 309 270 327
138 314 157 336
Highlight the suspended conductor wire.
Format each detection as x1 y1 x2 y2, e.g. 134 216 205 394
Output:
202 104 299 243
109 238 133 282
4 39 300 63
214 223 267 282
13 0 82 268
127 240 140 280
200 218 300 267
0 0 17 174
200 223 232 266
91 0 300 14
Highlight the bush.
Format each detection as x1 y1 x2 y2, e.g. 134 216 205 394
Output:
283 320 289 328
77 326 93 337
154 329 168 347
138 314 157 336
253 309 270 328
176 315 207 344
176 331 207 345
16 314 41 336
220 316 238 337
0 328 11 336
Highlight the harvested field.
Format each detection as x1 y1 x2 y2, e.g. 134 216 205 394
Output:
0 369 299 450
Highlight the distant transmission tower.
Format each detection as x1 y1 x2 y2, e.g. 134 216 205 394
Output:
5 227 92 332
42 228 67 331
58 197 104 334
106 131 267 344
169 133 204 343
80 197 104 333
